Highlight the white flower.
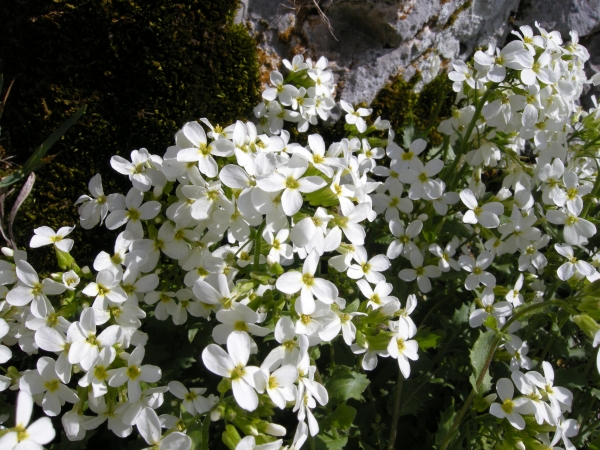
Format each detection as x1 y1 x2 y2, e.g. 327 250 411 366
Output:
387 138 427 171
387 219 422 259
506 340 532 372
82 269 128 309
202 331 262 411
511 370 556 425
107 346 162 403
20 356 79 415
257 155 326 216
34 327 74 383
29 226 75 252
459 252 496 290
0 391 55 450
340 100 371 133
136 407 191 450
398 250 441 293
258 364 298 409
78 346 116 398
398 158 444 200
292 134 342 178
357 279 399 310
429 238 461 272
6 260 66 318
469 287 512 328
76 173 109 229
167 381 212 416
68 308 122 371
337 203 372 246
555 243 595 281
110 149 154 192
105 188 161 238
176 121 234 178
346 246 390 284
505 274 525 306
553 171 592 215
261 317 305 371
236 435 283 450
276 250 338 315
460 189 504 229
212 302 270 344
489 378 532 430
387 321 419 378
547 208 596 246
553 417 579 450
526 361 573 417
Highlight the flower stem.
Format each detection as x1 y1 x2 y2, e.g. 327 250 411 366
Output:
439 299 577 450
581 155 600 219
446 85 497 192
253 221 266 270
386 369 404 450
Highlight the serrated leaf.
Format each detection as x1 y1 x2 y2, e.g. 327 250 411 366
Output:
325 365 370 401
451 303 470 325
434 399 456 448
469 330 497 394
330 402 357 429
414 327 444 351
316 434 348 450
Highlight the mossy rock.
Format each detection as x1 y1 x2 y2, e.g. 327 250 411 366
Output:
0 0 260 273
371 72 455 146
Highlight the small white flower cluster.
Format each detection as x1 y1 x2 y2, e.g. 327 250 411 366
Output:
254 55 336 135
0 24 599 450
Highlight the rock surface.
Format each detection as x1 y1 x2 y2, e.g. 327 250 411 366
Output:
237 0 600 106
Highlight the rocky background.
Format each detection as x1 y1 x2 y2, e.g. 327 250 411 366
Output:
237 0 600 108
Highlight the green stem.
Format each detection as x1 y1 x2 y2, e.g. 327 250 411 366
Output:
533 311 570 370
439 299 577 450
253 221 266 270
386 370 404 450
201 416 210 450
446 85 497 192
582 154 600 219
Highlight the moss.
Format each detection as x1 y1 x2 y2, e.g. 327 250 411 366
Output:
371 72 455 145
0 0 260 272
444 0 473 28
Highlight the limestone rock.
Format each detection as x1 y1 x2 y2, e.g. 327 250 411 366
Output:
238 0 600 107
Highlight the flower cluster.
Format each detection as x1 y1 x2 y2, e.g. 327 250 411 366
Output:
0 26 600 450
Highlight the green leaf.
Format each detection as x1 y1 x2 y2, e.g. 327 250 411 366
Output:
451 303 470 325
469 330 497 394
344 299 360 313
402 125 415 149
434 399 456 448
55 248 75 271
250 271 272 284
0 105 87 188
443 218 472 239
201 416 210 450
325 365 370 401
315 434 348 450
188 328 199 343
482 315 498 330
414 327 444 351
222 424 241 450
187 418 204 450
330 402 357 430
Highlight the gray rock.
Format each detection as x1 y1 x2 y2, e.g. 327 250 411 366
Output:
238 0 600 107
